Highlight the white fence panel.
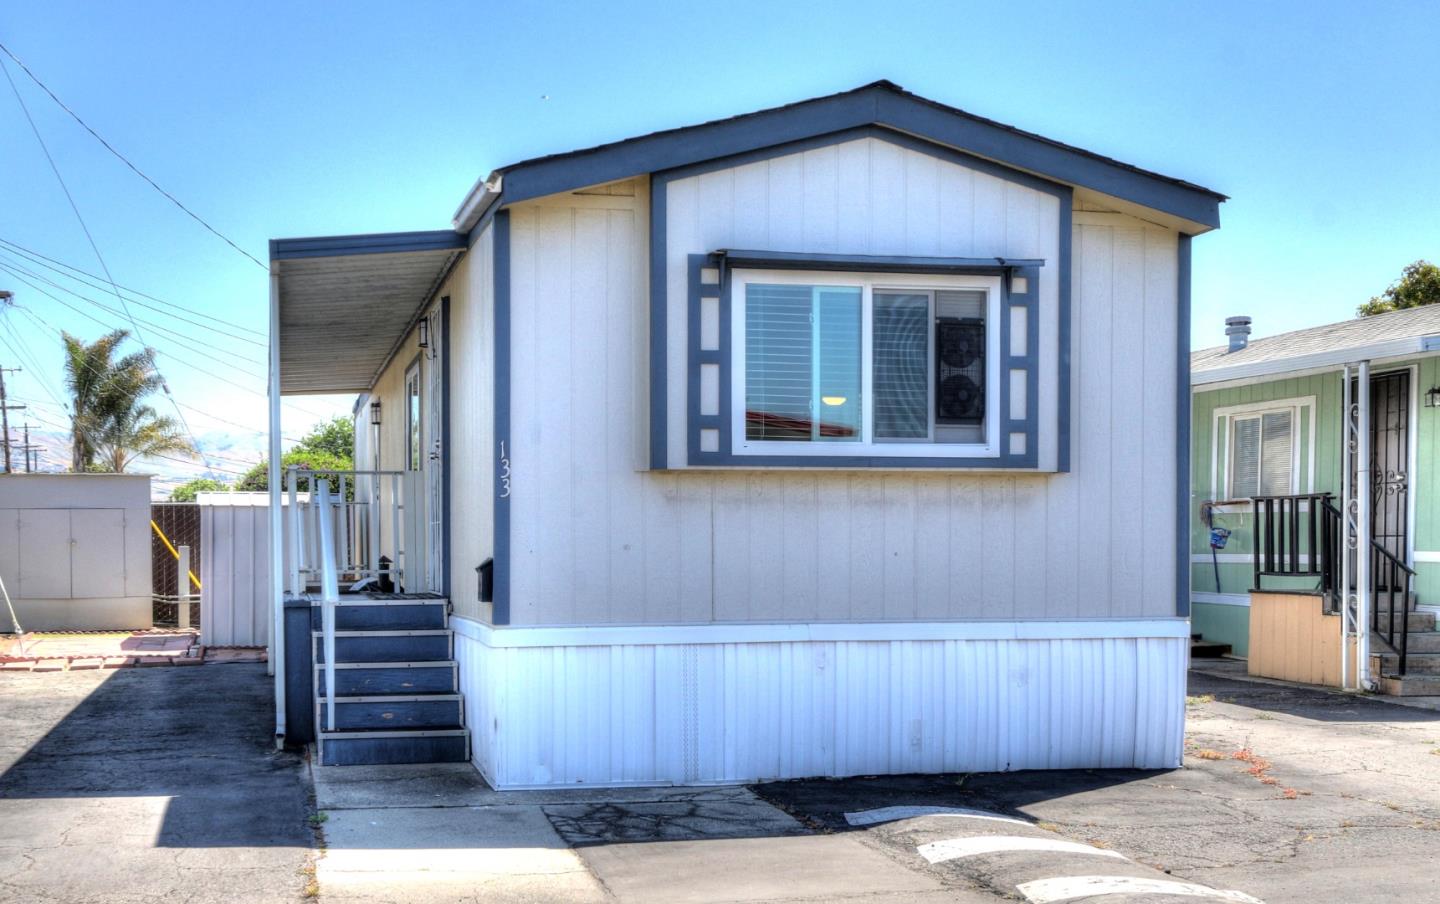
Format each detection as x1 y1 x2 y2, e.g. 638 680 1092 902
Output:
199 502 279 646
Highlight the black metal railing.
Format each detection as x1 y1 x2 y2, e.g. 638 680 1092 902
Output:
1370 538 1415 676
1251 492 1414 676
1252 493 1340 604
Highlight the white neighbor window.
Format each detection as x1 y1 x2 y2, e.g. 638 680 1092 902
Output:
731 270 1002 457
1228 409 1295 498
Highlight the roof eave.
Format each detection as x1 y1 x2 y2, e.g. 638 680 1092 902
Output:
1192 335 1440 386
480 82 1224 230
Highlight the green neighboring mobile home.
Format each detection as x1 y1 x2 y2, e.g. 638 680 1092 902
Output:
1190 306 1440 668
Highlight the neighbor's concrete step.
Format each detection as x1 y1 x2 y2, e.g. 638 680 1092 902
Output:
1371 651 1440 676
1366 611 1436 632
1395 632 1440 654
1378 673 1440 696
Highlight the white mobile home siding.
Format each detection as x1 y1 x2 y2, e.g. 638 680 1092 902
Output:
502 144 1182 627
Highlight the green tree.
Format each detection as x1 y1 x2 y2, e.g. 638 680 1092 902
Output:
236 417 354 492
170 478 228 502
1358 260 1440 316
61 330 195 472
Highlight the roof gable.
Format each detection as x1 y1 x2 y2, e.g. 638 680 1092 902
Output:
460 81 1224 232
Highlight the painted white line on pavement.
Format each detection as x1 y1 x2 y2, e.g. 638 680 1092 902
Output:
919 835 1126 864
1017 875 1264 904
844 806 1030 827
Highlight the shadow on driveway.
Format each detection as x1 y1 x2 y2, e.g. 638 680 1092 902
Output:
0 664 313 903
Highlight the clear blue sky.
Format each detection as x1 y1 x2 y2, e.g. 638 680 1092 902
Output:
1 1 1437 480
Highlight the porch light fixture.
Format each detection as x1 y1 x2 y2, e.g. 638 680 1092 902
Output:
417 318 430 349
369 400 382 425
1427 386 1440 409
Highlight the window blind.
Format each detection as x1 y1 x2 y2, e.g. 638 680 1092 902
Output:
1229 410 1293 498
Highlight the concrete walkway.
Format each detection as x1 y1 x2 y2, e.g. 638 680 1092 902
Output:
311 764 990 903
0 663 312 904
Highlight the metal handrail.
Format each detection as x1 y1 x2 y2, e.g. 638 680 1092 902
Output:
285 465 407 592
1251 492 1415 677
1251 493 1338 602
315 479 340 732
1369 537 1415 677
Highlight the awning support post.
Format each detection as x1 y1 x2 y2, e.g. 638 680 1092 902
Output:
268 271 287 739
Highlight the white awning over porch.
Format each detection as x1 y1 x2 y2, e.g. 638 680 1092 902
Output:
270 230 466 395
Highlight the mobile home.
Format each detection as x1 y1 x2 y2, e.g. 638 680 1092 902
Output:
268 81 1224 787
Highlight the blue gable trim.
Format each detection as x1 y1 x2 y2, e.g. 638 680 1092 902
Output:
492 211 512 625
493 83 1222 229
1176 234 1193 618
269 230 466 261
716 250 1044 274
648 175 668 469
651 127 1074 473
1057 191 1073 473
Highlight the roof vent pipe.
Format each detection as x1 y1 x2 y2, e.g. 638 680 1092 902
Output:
1225 316 1252 353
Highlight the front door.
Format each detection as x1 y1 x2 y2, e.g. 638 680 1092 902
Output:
1369 370 1410 568
424 309 444 594
1351 370 1411 576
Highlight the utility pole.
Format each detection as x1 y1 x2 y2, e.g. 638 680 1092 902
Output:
0 366 22 475
0 290 14 475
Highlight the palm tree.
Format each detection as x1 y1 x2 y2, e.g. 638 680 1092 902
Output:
61 330 194 472
93 400 194 473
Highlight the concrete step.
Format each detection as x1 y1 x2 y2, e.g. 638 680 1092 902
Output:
315 694 464 731
1366 611 1436 632
317 728 469 766
1399 632 1440 653
313 630 453 664
1378 673 1440 696
314 661 458 696
310 599 448 631
1371 651 1440 676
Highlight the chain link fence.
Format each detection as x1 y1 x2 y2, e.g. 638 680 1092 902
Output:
151 503 202 628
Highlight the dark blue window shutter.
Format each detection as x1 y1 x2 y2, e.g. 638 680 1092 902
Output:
998 265 1041 467
687 253 728 464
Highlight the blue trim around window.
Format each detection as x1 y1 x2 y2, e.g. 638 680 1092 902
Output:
651 126 1072 471
687 256 1040 469
1176 234 1193 618
492 210 511 625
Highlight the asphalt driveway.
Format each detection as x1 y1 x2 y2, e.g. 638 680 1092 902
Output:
0 663 313 904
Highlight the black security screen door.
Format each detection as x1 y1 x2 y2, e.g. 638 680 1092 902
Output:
1352 371 1410 574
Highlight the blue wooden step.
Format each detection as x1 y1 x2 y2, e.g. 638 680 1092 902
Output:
316 694 464 731
309 600 448 631
317 729 469 766
315 662 458 696
313 630 453 663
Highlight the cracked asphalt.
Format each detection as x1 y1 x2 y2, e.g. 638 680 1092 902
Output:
4 662 1439 903
0 664 312 904
756 667 1440 904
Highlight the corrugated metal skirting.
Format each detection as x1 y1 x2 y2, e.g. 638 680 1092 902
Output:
454 625 1187 789
199 504 272 646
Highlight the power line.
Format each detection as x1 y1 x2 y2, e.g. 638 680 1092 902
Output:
1 51 214 474
14 292 268 397
0 41 267 270
0 246 266 351
0 258 267 372
0 236 266 340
